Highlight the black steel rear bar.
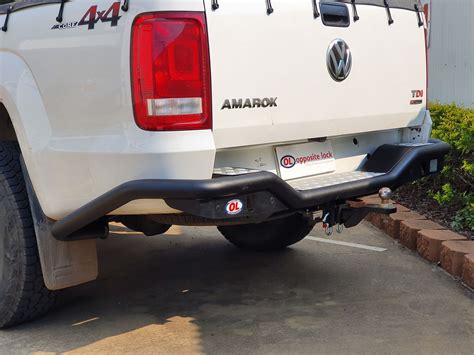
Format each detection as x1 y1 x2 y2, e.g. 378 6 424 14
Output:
51 140 449 240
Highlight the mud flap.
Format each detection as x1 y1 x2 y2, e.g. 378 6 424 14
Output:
21 160 98 291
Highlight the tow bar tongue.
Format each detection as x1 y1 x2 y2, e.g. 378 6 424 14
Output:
322 188 396 236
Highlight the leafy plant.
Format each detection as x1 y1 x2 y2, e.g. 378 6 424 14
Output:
428 103 474 232
430 103 474 154
432 183 456 206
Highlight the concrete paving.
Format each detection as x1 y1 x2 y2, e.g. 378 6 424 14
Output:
0 222 472 354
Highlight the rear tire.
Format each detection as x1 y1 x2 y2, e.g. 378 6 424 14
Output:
218 214 315 251
0 142 57 328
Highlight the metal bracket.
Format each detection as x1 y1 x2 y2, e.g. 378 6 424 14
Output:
122 0 129 12
340 204 396 228
321 199 396 231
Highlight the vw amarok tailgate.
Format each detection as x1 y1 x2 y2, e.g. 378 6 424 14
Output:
204 0 427 149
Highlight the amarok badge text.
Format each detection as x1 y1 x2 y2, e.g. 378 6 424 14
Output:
221 97 278 110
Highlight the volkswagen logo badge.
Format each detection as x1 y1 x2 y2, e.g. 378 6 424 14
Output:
327 39 352 82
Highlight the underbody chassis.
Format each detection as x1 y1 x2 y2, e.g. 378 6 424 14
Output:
49 139 450 242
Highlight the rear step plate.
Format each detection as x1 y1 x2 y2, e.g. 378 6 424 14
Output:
213 167 385 192
288 171 385 191
213 167 261 176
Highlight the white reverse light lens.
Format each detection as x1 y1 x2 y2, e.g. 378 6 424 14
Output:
147 98 203 117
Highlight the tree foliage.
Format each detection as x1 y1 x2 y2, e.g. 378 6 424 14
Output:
429 103 473 232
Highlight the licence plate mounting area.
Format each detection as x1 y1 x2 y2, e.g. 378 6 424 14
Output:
275 141 336 181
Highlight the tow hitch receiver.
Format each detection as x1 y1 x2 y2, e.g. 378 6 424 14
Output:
322 188 397 235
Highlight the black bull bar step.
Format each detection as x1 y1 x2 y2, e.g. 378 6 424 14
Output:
51 140 450 241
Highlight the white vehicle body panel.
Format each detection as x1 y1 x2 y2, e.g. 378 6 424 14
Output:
206 1 426 148
0 0 428 220
0 0 214 219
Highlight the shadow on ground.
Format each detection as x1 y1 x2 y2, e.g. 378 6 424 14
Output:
1 224 473 354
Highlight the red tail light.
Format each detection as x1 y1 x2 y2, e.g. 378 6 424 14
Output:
131 12 212 131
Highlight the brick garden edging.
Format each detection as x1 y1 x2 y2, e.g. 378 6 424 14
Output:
361 195 474 290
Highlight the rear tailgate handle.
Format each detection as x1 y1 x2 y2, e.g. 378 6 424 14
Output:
320 2 350 27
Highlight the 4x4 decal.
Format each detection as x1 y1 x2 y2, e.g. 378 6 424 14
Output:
52 2 121 30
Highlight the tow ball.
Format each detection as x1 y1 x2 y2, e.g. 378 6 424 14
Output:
322 188 397 236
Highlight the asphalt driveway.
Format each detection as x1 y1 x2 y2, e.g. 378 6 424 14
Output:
0 222 472 354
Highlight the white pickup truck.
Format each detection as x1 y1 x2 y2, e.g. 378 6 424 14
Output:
0 0 449 327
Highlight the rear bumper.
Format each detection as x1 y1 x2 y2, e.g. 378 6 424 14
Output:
52 139 450 241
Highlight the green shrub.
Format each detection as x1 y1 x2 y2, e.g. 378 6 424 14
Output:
428 103 474 232
430 103 474 154
432 183 456 206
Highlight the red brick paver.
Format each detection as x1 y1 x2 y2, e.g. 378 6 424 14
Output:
417 230 466 262
440 241 474 277
462 254 474 289
380 211 425 239
399 219 444 250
